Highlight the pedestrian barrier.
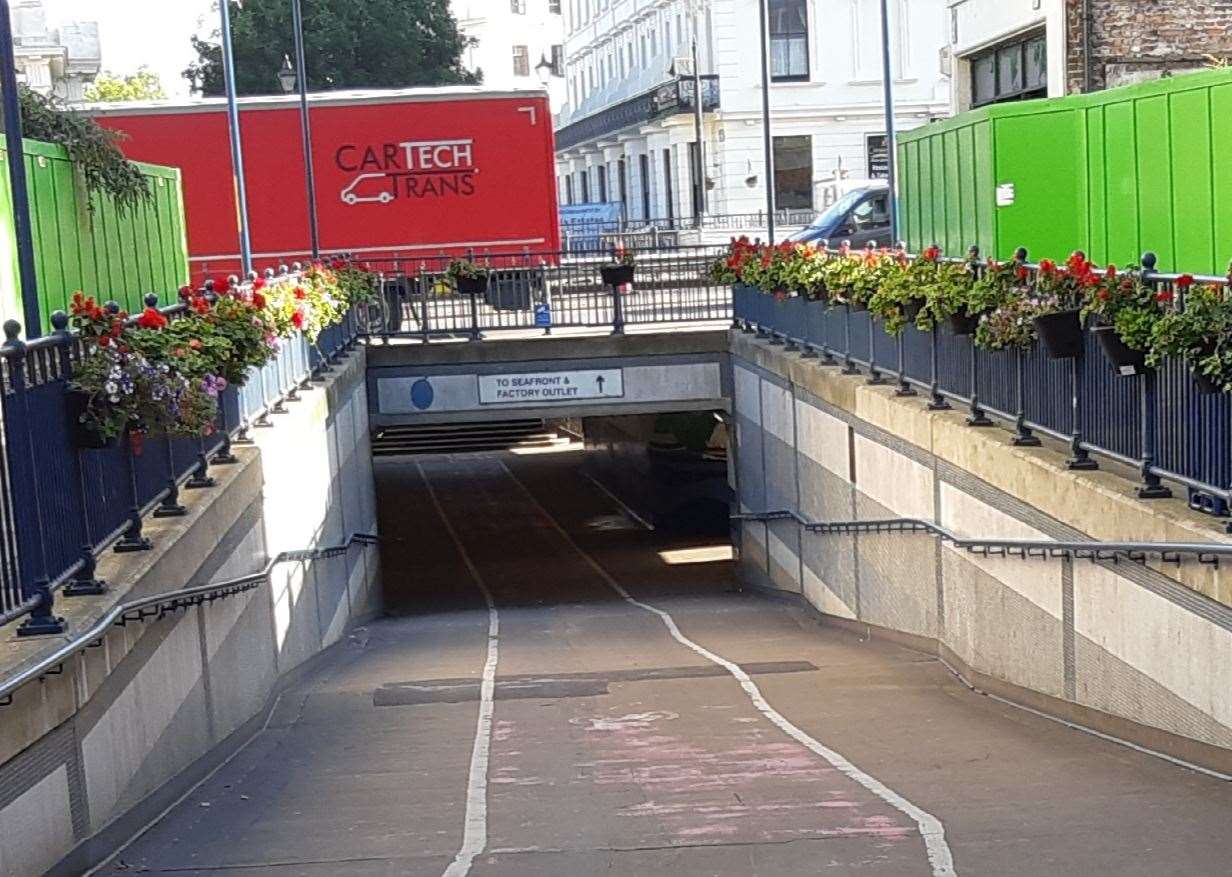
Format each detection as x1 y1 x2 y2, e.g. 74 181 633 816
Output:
734 250 1232 524
0 266 362 636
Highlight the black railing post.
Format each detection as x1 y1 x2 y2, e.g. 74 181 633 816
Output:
1009 248 1040 445
211 384 239 464
1137 252 1171 498
153 436 187 518
609 256 626 336
842 305 859 375
115 435 153 552
895 332 915 396
3 322 64 635
1067 353 1098 471
927 322 950 410
965 247 992 426
51 312 107 597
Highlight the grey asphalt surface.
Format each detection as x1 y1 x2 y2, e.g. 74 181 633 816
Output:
107 449 1232 876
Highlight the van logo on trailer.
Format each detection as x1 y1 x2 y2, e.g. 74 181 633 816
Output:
336 139 477 206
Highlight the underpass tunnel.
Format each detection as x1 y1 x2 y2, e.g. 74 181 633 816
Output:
372 409 736 616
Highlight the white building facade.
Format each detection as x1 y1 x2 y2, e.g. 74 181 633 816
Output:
10 0 99 103
946 0 1066 113
452 0 567 109
555 0 950 225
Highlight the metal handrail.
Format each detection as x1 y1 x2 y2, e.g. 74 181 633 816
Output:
0 532 379 706
733 510 1231 565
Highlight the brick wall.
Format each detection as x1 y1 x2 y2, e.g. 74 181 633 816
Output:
1065 0 1232 93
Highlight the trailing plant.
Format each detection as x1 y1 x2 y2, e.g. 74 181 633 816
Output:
867 250 920 333
1031 251 1101 315
1147 275 1232 390
971 261 1036 350
1080 264 1164 352
445 257 488 283
331 259 379 303
20 87 151 212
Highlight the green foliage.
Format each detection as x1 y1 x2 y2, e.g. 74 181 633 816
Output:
84 67 166 102
1147 280 1232 390
184 0 479 96
19 87 151 212
1080 266 1163 352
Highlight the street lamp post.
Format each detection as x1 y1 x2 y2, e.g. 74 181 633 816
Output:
879 0 900 244
219 0 253 276
0 0 42 336
758 0 776 244
289 0 320 261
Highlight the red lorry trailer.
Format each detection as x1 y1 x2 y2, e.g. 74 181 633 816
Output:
92 87 561 282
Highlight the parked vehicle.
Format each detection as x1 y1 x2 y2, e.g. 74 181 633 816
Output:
787 182 891 250
90 87 561 282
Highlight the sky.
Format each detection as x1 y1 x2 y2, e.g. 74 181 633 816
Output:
42 0 215 98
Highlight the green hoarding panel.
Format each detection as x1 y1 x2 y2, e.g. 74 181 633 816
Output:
897 68 1232 272
0 139 188 333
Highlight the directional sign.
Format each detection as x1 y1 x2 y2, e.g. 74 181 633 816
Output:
478 369 624 405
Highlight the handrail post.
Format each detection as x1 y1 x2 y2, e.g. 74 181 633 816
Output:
842 304 858 374
153 435 187 518
927 322 949 410
963 248 992 425
1137 253 1172 498
52 313 107 598
894 332 915 396
1010 248 1040 445
1067 354 1098 471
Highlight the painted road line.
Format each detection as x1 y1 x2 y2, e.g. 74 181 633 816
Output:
498 460 958 877
418 461 500 877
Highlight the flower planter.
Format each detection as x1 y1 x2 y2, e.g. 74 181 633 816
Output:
1092 324 1148 376
600 265 635 286
1192 369 1223 394
1033 310 1085 359
65 389 116 450
456 275 488 296
901 297 925 323
947 310 981 336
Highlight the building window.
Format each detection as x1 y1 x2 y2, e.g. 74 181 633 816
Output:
618 157 628 212
769 0 808 81
511 0 526 12
773 135 813 210
551 44 564 76
512 45 530 77
970 31 1046 108
549 0 562 13
565 174 574 205
580 169 590 203
598 165 608 203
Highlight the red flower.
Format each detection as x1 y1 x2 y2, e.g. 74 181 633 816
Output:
178 285 193 299
293 287 307 300
923 245 941 262
1015 265 1030 282
1105 265 1117 280
1039 259 1057 275
291 309 305 329
98 335 111 347
137 307 168 329
252 292 267 309
252 277 267 291
1176 274 1195 290
192 296 210 315
1156 290 1174 304
189 339 202 350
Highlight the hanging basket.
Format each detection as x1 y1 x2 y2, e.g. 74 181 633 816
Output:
1192 367 1224 395
456 275 488 296
947 310 981 336
66 389 117 450
1092 324 1148 376
600 265 635 286
1033 309 1085 359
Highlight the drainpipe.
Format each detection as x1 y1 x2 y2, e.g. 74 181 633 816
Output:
1082 0 1094 93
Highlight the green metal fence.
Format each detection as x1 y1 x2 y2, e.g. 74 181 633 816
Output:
898 68 1232 274
0 138 188 331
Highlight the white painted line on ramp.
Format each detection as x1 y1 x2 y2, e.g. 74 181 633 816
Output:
418 462 500 877
499 460 958 877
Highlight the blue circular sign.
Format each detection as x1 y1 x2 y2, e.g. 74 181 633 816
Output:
410 378 434 411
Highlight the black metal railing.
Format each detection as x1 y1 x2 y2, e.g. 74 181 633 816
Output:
561 210 820 252
361 246 732 340
734 252 1232 523
0 268 363 635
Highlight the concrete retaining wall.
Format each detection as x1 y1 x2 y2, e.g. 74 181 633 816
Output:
732 331 1232 774
0 348 380 877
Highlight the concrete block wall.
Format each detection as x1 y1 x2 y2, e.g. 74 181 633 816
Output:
732 332 1232 773
0 348 380 877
